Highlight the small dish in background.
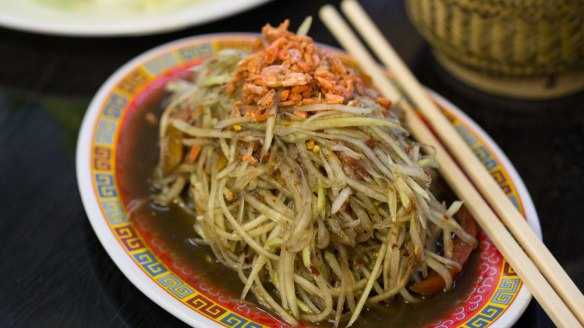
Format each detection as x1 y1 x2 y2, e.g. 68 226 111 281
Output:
0 0 270 36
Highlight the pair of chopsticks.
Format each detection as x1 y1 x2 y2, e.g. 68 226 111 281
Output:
319 2 584 327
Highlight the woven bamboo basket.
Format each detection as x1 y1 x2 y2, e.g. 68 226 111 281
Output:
406 0 584 99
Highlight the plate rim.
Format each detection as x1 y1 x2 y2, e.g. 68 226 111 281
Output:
0 0 270 36
76 33 541 328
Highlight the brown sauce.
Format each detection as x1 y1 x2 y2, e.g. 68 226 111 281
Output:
116 84 480 327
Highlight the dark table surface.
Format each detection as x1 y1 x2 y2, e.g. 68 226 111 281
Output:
1 0 583 327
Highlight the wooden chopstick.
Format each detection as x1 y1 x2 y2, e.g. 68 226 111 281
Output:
319 4 583 328
339 0 584 325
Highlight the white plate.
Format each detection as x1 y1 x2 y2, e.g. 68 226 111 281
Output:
0 0 270 36
76 34 541 327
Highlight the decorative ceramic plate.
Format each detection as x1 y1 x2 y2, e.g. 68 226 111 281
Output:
0 0 270 36
76 34 541 328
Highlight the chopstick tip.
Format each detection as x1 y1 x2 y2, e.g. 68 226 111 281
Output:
340 0 357 11
318 4 337 20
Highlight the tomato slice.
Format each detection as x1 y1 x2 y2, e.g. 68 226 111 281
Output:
161 125 184 176
409 206 478 296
